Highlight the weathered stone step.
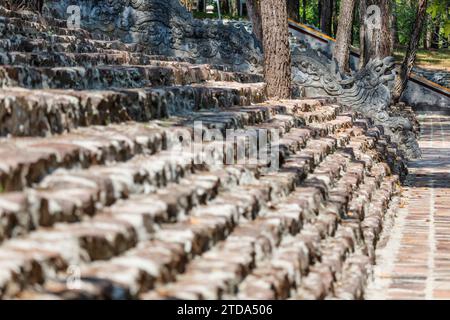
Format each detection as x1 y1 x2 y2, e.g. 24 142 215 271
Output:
291 223 361 300
140 132 369 299
143 123 402 300
0 16 95 40
230 155 370 300
181 103 340 132
3 123 351 299
0 64 253 90
0 108 313 244
0 149 193 242
0 82 267 136
329 253 370 300
360 177 399 262
0 52 264 83
0 98 332 193
0 36 184 62
0 161 262 298
0 6 68 29
227 174 356 299
0 115 355 277
327 178 398 299
2 98 326 193
79 152 342 295
0 124 318 298
0 123 169 191
0 33 255 80
7 112 406 300
0 36 138 55
0 32 198 61
292 170 398 300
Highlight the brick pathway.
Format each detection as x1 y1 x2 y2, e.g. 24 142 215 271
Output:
367 114 450 300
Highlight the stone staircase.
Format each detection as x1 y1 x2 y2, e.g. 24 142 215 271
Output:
0 6 406 300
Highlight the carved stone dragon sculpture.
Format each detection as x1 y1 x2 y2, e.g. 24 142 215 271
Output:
292 43 421 159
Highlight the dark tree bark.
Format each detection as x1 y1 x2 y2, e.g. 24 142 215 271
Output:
221 0 230 14
423 15 429 49
333 0 356 73
359 0 393 67
351 2 357 45
261 0 292 99
287 0 300 22
247 0 263 42
332 0 339 37
392 0 428 103
318 0 322 27
320 0 333 36
431 17 441 49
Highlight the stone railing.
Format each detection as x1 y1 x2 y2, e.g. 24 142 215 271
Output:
43 0 263 73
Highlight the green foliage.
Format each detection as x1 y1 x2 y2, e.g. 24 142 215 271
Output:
395 0 420 45
427 0 450 40
445 20 450 37
428 0 447 19
191 0 449 48
299 0 321 27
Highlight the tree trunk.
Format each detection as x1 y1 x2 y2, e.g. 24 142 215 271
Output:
351 2 357 45
332 0 340 38
392 0 428 103
333 0 339 37
261 0 292 99
333 0 356 73
426 16 433 48
431 17 440 49
391 0 399 50
318 0 322 28
287 0 300 22
247 0 263 42
445 4 450 48
359 0 367 68
359 0 393 67
230 0 239 16
320 0 333 35
221 0 230 14
423 15 429 49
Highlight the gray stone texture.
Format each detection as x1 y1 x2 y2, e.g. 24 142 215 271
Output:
0 2 411 300
42 0 263 73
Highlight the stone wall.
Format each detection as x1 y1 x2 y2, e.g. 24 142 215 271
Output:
43 0 263 73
